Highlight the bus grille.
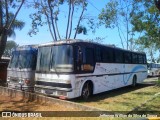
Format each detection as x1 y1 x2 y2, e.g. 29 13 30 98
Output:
10 77 19 83
35 81 72 88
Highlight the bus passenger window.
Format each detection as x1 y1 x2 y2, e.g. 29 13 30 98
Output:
138 55 143 64
102 48 114 63
124 52 131 63
96 48 102 62
115 50 123 63
83 48 94 71
132 53 138 64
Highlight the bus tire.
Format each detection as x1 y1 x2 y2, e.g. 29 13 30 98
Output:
132 75 137 87
81 82 92 100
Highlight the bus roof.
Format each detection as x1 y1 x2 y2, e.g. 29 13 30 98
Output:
13 44 38 51
38 39 146 55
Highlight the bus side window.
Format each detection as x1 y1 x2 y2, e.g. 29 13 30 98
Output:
138 54 143 64
32 55 37 70
83 48 95 71
115 50 123 63
102 48 114 63
132 53 138 64
95 47 102 62
124 52 132 64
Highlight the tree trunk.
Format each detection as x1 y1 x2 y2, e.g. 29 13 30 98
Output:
74 5 85 39
66 0 71 39
68 2 74 39
48 0 57 41
0 30 7 60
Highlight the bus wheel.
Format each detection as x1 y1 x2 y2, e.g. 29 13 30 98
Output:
81 82 92 100
132 75 137 87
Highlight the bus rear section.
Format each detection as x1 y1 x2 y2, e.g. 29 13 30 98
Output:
147 63 160 77
34 40 147 100
7 45 38 92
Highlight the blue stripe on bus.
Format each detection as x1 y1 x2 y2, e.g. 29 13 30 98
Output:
123 65 147 85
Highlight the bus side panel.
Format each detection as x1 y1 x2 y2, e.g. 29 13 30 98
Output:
84 63 148 95
124 64 147 84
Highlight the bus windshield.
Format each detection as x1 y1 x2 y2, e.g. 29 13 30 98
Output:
36 45 73 72
9 51 36 69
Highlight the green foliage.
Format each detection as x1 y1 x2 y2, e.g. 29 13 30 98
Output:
131 0 160 47
98 1 118 29
99 0 160 54
98 0 139 50
0 0 25 59
76 26 87 35
6 12 25 37
129 0 160 62
3 40 18 57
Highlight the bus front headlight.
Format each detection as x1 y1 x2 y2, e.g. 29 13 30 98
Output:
7 77 10 82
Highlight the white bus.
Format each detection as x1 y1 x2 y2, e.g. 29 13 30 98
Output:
35 40 147 100
7 45 38 91
147 63 160 77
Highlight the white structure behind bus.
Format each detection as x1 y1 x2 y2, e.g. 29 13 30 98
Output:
34 40 147 100
148 63 160 77
7 45 38 91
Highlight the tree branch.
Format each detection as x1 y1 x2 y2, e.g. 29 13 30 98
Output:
68 1 74 39
41 0 55 40
55 17 61 40
7 0 25 30
66 0 71 39
5 0 9 27
45 11 55 40
74 2 85 39
48 0 57 41
54 1 61 40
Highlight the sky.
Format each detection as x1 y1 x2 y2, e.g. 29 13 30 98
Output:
9 0 124 48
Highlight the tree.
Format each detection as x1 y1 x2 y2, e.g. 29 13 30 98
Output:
130 0 160 61
99 0 136 50
0 0 25 60
28 0 96 41
3 40 18 57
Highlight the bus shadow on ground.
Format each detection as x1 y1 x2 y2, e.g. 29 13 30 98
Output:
71 82 156 102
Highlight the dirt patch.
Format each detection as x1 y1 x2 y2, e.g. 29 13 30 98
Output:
0 95 80 111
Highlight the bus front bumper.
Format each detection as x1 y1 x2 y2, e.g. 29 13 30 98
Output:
34 85 73 99
8 83 34 92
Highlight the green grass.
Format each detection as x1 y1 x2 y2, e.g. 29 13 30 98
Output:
137 95 160 111
72 83 160 111
157 77 160 86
